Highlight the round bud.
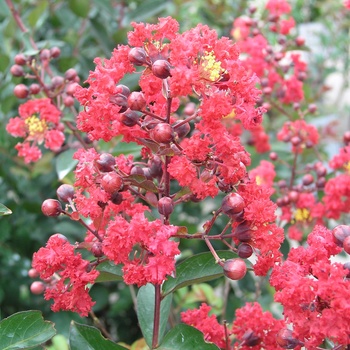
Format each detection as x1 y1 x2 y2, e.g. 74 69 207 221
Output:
242 329 261 346
96 153 116 172
343 131 350 144
30 281 45 295
262 86 272 95
28 268 40 279
293 102 300 110
158 196 174 216
152 60 171 79
222 193 245 219
101 173 123 194
40 49 51 61
10 64 24 77
128 47 147 66
14 53 27 65
332 225 350 246
291 136 301 146
110 191 123 205
184 102 196 116
288 190 299 203
235 223 253 242
63 96 75 107
66 82 79 96
56 184 75 202
50 46 61 58
238 243 253 258
316 177 326 189
51 76 64 89
308 104 317 114
14 84 29 99
149 156 163 178
150 123 174 144
278 180 287 189
130 166 145 176
223 258 247 280
29 83 41 95
64 68 77 81
276 329 301 349
142 115 160 130
269 152 278 161
91 242 104 257
41 199 62 217
315 164 327 177
128 91 146 111
50 233 69 241
295 36 305 46
343 236 350 254
302 174 314 186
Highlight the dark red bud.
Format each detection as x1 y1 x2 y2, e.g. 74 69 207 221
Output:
51 76 65 89
152 59 171 79
128 91 146 111
276 329 301 349
158 196 174 216
343 131 350 144
173 120 191 139
63 96 75 107
235 223 253 242
308 104 317 113
149 156 163 178
66 82 79 96
110 191 123 205
120 109 141 127
14 84 29 99
150 123 174 144
91 242 104 257
50 46 61 58
343 236 350 254
128 47 147 66
238 243 253 258
288 190 299 203
295 36 305 46
10 64 24 77
223 258 247 280
64 68 77 81
302 174 314 186
41 199 62 217
332 225 350 246
29 83 41 95
101 173 123 193
14 53 27 65
96 153 116 172
56 184 75 202
242 329 261 346
130 166 145 176
269 152 278 161
40 49 51 61
222 193 245 218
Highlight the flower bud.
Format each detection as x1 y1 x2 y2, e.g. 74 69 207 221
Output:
120 109 141 127
234 223 253 242
276 329 301 349
332 225 350 246
101 173 123 193
56 184 75 202
41 199 62 217
29 83 41 95
128 47 147 66
152 59 171 79
223 258 247 280
149 156 163 178
221 193 245 219
14 53 27 65
64 96 75 107
242 329 261 346
14 84 29 99
64 68 77 81
91 242 104 257
343 236 350 255
238 243 253 258
173 120 191 139
50 46 61 58
96 153 116 172
40 49 51 61
128 91 146 111
302 174 314 186
51 76 65 89
110 191 123 205
28 268 40 279
10 64 24 77
158 196 174 216
30 281 46 295
150 123 174 144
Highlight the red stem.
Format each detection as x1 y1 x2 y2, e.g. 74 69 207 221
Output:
152 284 161 348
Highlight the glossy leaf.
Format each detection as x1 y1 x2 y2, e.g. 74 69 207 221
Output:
69 322 127 350
96 261 123 283
68 0 90 18
55 149 78 180
0 310 56 350
137 284 172 348
0 203 12 216
162 251 236 296
159 324 220 350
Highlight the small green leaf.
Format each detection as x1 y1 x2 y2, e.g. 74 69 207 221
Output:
69 322 127 350
27 1 48 29
0 310 56 350
0 203 12 216
137 284 172 348
159 324 220 350
95 261 123 283
68 0 90 18
55 149 78 180
162 251 236 297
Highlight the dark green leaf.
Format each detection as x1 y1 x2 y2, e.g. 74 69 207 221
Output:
137 284 172 348
27 1 49 29
55 149 78 180
162 251 236 296
96 261 123 283
0 203 12 216
0 310 56 350
69 322 127 350
159 324 220 350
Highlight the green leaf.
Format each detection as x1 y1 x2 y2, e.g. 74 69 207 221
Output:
0 310 56 350
159 324 220 350
69 0 91 18
95 261 123 283
137 284 172 348
55 149 78 180
0 203 12 216
69 322 127 350
27 1 49 29
162 251 236 297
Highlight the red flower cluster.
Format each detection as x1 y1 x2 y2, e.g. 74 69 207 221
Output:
270 225 350 348
6 98 64 163
32 235 99 317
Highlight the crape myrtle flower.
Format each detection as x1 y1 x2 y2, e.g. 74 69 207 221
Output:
32 235 99 317
6 98 64 163
270 225 350 348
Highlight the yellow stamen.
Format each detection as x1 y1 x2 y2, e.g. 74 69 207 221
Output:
255 175 262 186
294 208 311 222
25 115 47 137
199 50 225 82
344 161 350 172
